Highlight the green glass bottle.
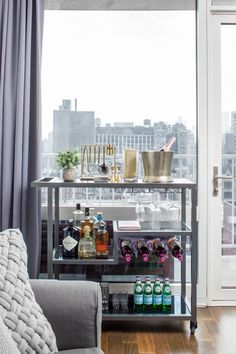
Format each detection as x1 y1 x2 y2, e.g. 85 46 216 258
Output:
134 276 143 312
143 277 153 312
162 278 172 312
152 277 162 311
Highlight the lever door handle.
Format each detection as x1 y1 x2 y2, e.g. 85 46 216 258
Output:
214 175 232 180
213 166 233 196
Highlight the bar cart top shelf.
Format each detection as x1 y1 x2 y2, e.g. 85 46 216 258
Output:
31 177 196 189
113 220 192 236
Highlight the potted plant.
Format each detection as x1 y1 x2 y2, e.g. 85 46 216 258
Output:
56 149 80 182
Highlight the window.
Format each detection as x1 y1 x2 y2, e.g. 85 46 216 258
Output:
42 2 197 204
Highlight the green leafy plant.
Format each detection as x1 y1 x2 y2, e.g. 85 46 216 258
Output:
56 149 80 170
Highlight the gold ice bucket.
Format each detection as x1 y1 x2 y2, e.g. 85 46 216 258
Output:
141 151 173 183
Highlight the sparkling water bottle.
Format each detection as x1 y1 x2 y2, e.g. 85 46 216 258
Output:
134 276 143 312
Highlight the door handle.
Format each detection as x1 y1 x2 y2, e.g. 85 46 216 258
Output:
213 166 233 196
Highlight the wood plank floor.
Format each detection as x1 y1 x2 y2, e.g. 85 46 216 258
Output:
101 307 236 354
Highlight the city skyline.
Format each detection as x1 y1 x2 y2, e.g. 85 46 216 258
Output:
43 98 196 153
42 98 236 157
43 98 197 142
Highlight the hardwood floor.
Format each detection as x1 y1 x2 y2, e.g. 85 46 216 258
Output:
101 307 236 354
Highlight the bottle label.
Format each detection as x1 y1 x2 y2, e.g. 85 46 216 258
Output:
80 244 95 252
163 295 172 305
135 285 142 292
63 236 78 251
145 285 152 293
153 294 162 305
144 294 152 305
83 225 91 233
96 243 108 252
134 294 143 305
154 285 161 293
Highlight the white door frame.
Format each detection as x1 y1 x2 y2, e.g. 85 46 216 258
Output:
197 0 209 306
208 9 236 304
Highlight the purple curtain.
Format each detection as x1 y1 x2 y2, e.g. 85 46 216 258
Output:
0 0 44 278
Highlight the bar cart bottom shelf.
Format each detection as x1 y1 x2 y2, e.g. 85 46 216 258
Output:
103 295 191 321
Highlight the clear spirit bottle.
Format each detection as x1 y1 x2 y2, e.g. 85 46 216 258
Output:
78 225 96 258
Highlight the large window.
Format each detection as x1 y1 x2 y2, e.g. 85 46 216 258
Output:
42 3 196 204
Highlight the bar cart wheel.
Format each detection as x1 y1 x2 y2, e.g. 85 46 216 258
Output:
190 321 198 335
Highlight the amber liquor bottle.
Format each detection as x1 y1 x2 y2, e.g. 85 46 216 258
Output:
95 213 109 259
73 203 84 239
80 207 94 238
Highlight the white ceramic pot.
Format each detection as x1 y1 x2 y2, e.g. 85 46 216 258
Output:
62 168 77 182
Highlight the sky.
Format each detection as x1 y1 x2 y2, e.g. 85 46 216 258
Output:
221 25 236 114
42 10 196 138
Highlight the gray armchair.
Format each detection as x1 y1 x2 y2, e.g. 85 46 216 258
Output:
30 280 104 354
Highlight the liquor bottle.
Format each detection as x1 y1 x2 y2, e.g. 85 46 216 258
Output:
90 207 97 223
133 276 143 311
73 203 84 238
167 237 184 261
136 239 150 262
78 225 96 258
152 238 167 262
80 207 94 238
143 277 153 312
152 277 162 311
120 239 133 263
162 278 172 311
94 212 103 238
96 214 109 259
62 219 79 258
159 136 176 151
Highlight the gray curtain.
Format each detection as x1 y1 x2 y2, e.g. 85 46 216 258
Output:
0 0 44 278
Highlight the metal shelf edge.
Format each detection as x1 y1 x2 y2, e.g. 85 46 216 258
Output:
52 247 117 265
102 295 191 321
31 177 196 189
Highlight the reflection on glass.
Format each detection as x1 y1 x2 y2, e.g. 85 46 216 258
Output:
221 25 236 287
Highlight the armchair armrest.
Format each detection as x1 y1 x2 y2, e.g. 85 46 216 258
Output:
30 280 102 351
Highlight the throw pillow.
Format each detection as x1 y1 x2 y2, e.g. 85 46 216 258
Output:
0 316 20 354
0 229 58 353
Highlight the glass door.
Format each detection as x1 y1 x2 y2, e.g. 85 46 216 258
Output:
209 14 236 302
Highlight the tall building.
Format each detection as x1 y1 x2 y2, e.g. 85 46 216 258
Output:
53 100 95 152
153 121 168 150
223 110 236 154
171 123 195 154
231 111 236 134
95 117 101 127
222 111 230 134
42 132 53 153
223 133 236 154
